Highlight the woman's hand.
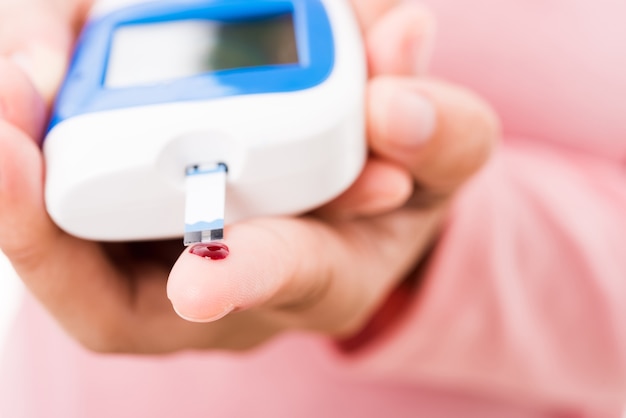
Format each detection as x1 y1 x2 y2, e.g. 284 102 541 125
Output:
0 0 498 354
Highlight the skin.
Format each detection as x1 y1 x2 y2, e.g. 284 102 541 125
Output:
0 0 498 354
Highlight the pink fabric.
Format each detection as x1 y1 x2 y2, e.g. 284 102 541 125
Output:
2 0 625 416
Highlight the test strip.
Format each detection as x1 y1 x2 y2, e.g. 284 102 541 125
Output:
184 163 227 246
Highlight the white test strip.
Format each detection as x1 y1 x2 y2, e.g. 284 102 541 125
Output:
184 163 227 246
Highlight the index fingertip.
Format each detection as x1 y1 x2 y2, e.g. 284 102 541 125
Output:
348 0 400 32
10 43 67 107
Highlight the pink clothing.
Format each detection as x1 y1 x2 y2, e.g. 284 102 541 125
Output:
2 0 626 416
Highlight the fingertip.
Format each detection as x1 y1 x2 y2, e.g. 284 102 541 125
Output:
348 0 400 33
10 43 68 107
0 57 47 140
418 81 500 190
0 120 42 191
0 0 76 107
167 219 334 324
316 159 414 219
167 229 286 323
0 120 55 257
367 2 437 76
167 244 238 322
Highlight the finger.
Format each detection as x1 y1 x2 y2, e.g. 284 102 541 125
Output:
366 2 437 76
348 0 400 33
0 119 141 347
0 113 277 354
0 47 139 352
168 206 443 336
368 76 499 196
317 3 436 217
314 158 412 220
0 0 89 104
0 58 46 141
0 121 174 355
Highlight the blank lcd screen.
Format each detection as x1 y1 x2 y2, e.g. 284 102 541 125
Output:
106 14 299 88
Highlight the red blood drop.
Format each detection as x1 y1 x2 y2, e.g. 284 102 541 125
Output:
189 242 230 260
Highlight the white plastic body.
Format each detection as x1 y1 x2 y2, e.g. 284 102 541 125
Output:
44 0 366 241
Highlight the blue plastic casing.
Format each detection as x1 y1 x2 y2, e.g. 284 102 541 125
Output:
48 0 335 130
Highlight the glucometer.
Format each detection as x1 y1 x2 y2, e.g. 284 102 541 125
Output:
44 0 366 243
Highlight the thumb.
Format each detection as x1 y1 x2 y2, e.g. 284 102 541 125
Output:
0 58 47 140
10 44 68 106
0 0 86 104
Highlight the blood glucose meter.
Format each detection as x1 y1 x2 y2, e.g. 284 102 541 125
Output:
44 0 366 242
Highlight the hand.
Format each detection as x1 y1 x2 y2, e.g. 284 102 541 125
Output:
0 0 498 353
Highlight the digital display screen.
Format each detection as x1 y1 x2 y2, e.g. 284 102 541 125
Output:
105 14 299 88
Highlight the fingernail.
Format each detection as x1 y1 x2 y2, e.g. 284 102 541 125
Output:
10 44 66 103
388 88 437 149
174 303 235 323
189 242 230 260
